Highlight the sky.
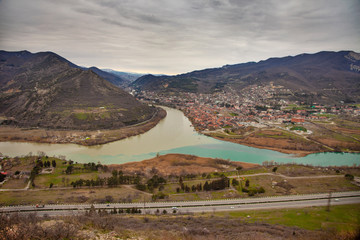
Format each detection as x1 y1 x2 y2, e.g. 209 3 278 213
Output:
0 0 359 75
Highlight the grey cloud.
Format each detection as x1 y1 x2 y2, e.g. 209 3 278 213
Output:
102 18 144 31
0 0 359 74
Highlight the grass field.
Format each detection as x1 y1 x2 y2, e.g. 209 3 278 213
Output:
1 173 358 205
216 204 360 232
0 186 151 205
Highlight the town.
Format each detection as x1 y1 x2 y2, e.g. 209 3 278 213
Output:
133 83 360 133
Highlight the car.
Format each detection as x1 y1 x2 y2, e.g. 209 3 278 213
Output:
334 199 339 202
230 206 234 209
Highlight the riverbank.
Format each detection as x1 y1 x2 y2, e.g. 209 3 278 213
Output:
209 135 316 157
179 105 360 157
0 107 166 146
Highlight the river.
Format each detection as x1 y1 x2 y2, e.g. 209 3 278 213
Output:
0 107 359 166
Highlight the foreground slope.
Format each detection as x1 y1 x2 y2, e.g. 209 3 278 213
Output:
133 51 360 103
0 50 156 130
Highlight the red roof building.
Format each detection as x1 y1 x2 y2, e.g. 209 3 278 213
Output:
291 118 305 123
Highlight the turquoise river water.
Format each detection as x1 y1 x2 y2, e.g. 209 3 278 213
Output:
0 107 359 166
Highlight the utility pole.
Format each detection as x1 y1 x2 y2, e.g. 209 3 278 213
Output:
326 192 332 212
143 195 146 214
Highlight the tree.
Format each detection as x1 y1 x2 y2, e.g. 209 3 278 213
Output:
136 183 146 191
49 183 53 188
89 204 96 215
147 175 166 191
236 166 243 171
232 178 239 186
179 176 183 185
65 165 73 174
107 176 118 187
0 173 6 182
272 167 278 173
105 195 114 203
258 187 265 193
52 160 56 168
204 181 210 191
112 207 117 214
345 174 354 180
245 179 250 187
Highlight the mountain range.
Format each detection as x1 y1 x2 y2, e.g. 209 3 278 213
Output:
0 50 156 130
133 51 360 104
101 69 145 83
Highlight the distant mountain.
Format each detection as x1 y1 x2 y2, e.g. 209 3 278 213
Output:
0 50 156 130
102 69 145 83
87 67 129 87
132 51 360 103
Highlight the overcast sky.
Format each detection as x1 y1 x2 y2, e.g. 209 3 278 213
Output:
1 0 359 75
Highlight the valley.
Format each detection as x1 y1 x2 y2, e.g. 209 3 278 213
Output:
1 0 360 238
0 50 359 239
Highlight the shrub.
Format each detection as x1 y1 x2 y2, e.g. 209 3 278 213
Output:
236 166 243 171
345 174 354 180
135 183 146 191
248 190 255 196
258 187 265 193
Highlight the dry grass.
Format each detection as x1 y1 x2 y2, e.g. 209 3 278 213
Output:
1 178 28 189
111 154 258 177
2 211 357 240
0 187 151 206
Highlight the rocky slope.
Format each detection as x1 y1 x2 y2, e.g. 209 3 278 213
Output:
0 50 156 130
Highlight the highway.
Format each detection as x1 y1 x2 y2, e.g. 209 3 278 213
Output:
1 191 359 216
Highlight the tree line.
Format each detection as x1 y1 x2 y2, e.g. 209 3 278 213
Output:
177 176 230 193
70 170 141 188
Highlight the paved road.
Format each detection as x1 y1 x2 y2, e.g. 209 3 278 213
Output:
1 191 359 216
228 173 343 180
